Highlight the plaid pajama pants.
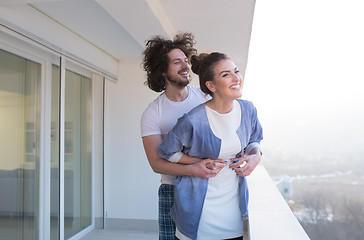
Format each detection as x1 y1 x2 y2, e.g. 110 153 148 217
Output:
158 184 177 240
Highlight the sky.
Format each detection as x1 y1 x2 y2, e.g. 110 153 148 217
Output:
243 0 364 159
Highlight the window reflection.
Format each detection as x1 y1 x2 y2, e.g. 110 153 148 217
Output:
64 70 92 239
0 49 40 240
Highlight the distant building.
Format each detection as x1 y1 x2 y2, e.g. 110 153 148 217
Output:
275 176 294 199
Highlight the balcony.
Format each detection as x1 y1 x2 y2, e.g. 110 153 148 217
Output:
246 166 310 240
81 166 310 240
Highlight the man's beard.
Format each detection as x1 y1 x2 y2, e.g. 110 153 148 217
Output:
166 74 190 88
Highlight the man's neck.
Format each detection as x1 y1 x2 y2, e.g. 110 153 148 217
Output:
165 85 189 102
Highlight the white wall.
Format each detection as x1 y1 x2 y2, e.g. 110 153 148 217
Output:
104 58 162 221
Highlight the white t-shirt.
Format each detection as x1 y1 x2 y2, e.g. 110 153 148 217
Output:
176 100 244 240
141 85 209 184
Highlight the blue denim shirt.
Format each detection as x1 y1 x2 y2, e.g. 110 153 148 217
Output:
159 99 263 239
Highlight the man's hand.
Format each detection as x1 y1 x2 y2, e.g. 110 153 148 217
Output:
188 159 226 178
229 151 261 177
142 135 227 178
205 159 227 170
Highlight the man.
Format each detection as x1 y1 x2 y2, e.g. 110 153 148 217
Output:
140 32 262 240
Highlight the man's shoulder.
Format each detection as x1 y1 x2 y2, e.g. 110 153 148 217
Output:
150 91 168 104
188 85 204 96
187 85 211 103
188 85 201 92
143 92 167 111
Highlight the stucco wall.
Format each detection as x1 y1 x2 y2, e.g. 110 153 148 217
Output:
104 59 161 221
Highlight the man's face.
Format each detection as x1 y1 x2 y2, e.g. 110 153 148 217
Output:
164 48 191 88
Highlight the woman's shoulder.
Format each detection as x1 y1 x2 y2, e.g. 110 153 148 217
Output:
187 102 207 118
237 98 252 106
236 99 257 114
175 103 207 126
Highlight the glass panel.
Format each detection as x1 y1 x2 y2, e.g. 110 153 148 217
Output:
64 69 92 239
50 65 60 240
0 49 40 240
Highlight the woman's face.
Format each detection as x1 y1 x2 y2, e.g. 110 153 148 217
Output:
207 59 243 100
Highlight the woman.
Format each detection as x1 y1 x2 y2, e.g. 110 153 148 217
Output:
158 52 263 240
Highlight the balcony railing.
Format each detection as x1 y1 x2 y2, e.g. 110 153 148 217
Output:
245 166 310 240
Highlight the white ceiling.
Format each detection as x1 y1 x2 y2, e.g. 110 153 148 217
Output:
0 0 256 72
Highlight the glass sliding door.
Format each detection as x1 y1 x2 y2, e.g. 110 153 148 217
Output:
0 49 41 240
51 64 93 240
64 69 92 239
1 29 100 240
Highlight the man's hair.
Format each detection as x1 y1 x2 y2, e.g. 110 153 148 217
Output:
142 32 197 92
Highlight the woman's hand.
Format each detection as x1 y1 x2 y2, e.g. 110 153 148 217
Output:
229 152 261 177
